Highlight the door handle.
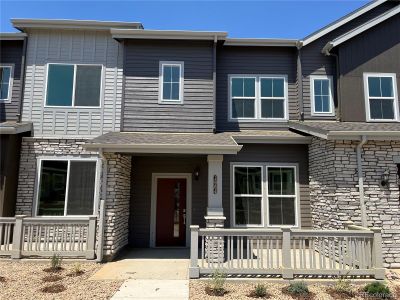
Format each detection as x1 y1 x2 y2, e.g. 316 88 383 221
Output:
183 209 186 225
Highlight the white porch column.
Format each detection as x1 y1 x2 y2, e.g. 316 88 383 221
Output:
206 155 225 228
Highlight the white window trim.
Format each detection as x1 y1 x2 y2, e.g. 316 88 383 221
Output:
44 63 104 109
228 74 289 122
0 64 14 103
310 75 335 116
159 61 184 104
230 162 300 228
34 157 100 217
363 72 399 122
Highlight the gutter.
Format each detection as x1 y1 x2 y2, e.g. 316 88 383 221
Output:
212 35 217 133
356 135 368 227
328 52 342 121
18 36 28 123
96 149 107 262
296 41 304 120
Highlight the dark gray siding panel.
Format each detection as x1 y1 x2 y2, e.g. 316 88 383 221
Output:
301 1 398 120
123 40 214 132
338 15 400 122
222 144 311 229
130 156 208 247
216 46 297 131
0 40 24 122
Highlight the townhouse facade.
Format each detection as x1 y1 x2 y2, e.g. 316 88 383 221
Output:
0 0 399 273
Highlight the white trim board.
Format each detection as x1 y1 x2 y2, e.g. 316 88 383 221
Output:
150 173 192 248
0 64 15 103
310 75 335 117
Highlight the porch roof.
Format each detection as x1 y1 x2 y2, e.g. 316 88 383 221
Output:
289 121 400 140
0 122 32 135
84 131 243 154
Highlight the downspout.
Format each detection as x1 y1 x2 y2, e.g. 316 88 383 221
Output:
296 41 304 120
96 148 107 262
324 46 341 121
356 135 368 227
17 36 28 123
212 35 217 133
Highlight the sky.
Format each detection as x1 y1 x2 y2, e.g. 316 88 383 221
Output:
1 0 370 39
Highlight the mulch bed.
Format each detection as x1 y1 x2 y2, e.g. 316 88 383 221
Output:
42 275 63 283
40 284 67 293
0 276 6 283
326 288 355 299
43 267 64 273
282 287 315 300
248 290 272 299
205 286 229 297
66 270 85 277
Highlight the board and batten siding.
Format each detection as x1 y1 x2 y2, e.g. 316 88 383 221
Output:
216 46 298 132
21 29 123 137
0 40 24 122
122 40 214 132
301 1 398 120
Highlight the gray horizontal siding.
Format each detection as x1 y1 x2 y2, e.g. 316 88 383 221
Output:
21 29 123 137
0 40 24 122
216 46 298 131
223 144 311 229
123 40 214 132
301 1 398 120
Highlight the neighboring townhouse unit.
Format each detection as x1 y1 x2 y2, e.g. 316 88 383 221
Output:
0 0 399 279
0 32 31 217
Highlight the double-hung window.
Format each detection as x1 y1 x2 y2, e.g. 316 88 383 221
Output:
0 65 13 102
159 61 184 103
46 63 102 107
364 73 399 121
310 75 334 116
36 159 98 216
232 164 298 227
229 75 287 121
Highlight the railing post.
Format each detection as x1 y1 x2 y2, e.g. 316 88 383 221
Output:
343 221 354 230
11 215 26 259
371 227 385 280
189 225 200 279
86 216 97 259
282 228 293 280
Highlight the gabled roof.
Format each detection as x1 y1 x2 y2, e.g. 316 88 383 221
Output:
301 0 390 46
0 32 27 40
12 19 143 31
111 29 227 41
322 5 400 54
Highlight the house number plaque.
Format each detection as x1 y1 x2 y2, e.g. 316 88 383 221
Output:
213 175 217 194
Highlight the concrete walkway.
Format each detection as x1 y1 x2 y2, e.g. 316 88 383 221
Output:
91 248 190 299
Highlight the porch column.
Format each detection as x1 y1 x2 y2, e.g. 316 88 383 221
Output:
206 155 225 228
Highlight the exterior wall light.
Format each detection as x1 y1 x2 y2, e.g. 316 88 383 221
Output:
194 167 200 181
380 169 390 187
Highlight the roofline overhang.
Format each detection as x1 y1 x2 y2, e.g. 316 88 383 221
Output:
322 5 400 55
111 29 227 41
11 19 143 31
301 0 388 46
232 135 312 144
0 32 27 40
224 38 299 47
0 123 32 135
84 143 242 155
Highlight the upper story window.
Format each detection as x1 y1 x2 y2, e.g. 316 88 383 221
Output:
229 75 288 121
310 75 334 116
46 63 102 107
0 65 13 102
159 61 184 104
364 73 399 122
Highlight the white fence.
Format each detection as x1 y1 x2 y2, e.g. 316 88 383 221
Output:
0 215 96 259
189 224 384 279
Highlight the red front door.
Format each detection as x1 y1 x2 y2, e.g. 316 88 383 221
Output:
156 178 187 247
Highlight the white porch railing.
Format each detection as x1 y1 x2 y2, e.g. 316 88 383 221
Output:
189 225 385 279
0 215 97 259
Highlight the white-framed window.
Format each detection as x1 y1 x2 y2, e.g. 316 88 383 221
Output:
229 75 288 121
363 73 399 122
0 64 14 102
159 61 184 103
231 163 299 228
45 63 103 108
35 158 99 216
310 75 334 116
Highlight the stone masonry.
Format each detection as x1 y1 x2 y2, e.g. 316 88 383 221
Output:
309 137 400 268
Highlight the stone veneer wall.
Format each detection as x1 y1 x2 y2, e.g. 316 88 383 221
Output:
309 137 400 268
16 138 98 215
102 153 131 260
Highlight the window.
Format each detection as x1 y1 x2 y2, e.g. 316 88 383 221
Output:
232 164 298 227
364 73 399 121
233 166 263 226
310 76 334 116
159 61 184 103
0 65 13 102
46 64 102 107
36 159 98 216
229 75 288 121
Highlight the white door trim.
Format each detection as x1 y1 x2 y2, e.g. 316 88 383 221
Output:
150 173 192 248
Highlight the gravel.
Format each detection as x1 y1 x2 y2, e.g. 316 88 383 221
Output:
0 260 123 300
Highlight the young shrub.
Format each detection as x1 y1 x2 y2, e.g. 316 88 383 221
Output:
286 281 310 296
328 277 355 299
72 262 84 276
249 283 269 298
50 254 63 272
363 281 392 299
206 270 227 296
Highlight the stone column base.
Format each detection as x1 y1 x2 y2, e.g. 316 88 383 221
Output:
204 216 226 265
